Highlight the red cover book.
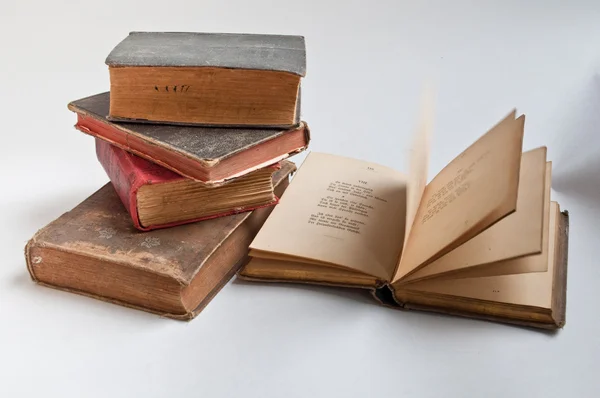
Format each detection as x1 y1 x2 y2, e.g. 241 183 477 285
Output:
96 139 286 231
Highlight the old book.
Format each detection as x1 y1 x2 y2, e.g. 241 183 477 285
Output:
69 92 309 184
96 139 289 231
106 31 305 127
24 162 295 319
240 108 569 329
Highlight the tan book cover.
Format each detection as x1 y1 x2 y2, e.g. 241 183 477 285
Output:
240 109 569 330
25 162 295 319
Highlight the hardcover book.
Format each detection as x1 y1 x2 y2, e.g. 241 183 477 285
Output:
68 92 310 184
106 31 306 127
25 163 294 319
96 139 292 231
240 109 569 329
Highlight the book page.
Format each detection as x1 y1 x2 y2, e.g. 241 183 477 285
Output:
394 111 525 282
400 148 547 283
416 161 552 281
404 89 433 248
398 202 560 309
250 152 407 281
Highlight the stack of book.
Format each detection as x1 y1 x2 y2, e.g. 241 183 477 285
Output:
25 32 310 319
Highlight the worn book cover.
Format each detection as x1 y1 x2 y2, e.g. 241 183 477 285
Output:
106 32 306 127
240 106 570 330
68 92 310 184
25 162 295 319
96 139 287 231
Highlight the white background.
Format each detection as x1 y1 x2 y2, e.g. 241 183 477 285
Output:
2 1 600 397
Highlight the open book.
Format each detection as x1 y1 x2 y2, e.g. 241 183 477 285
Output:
239 110 569 329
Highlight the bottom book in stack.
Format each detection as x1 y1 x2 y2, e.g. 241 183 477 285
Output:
25 161 295 319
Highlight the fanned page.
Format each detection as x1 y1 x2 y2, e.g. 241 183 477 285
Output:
423 161 553 281
249 152 407 281
397 201 561 311
394 111 525 282
400 147 548 283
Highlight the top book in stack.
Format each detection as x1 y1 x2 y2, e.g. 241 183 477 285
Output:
105 32 306 128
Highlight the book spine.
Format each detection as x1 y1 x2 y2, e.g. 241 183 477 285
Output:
95 139 145 230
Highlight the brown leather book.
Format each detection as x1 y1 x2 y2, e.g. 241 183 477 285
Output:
106 32 305 127
25 162 295 319
239 106 570 330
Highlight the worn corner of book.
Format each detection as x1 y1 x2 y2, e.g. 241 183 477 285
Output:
24 237 41 282
173 273 190 287
300 121 311 143
200 157 220 168
288 162 298 174
162 310 196 322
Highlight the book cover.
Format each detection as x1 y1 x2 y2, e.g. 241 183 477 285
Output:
68 92 310 184
106 32 306 75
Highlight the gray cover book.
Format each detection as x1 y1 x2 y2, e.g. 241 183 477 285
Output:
106 32 306 76
68 92 310 183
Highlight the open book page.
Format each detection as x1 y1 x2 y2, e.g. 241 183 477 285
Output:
414 162 552 281
249 152 407 281
393 111 525 282
395 202 560 309
404 90 433 248
400 148 547 283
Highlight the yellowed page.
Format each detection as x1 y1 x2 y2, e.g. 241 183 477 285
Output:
413 161 553 281
404 88 434 247
400 148 547 283
397 202 559 309
250 152 407 281
394 111 525 281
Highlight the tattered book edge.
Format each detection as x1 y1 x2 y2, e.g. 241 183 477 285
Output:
106 116 301 130
75 114 305 186
553 209 569 328
25 238 191 286
68 97 308 173
24 249 249 321
134 196 280 232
